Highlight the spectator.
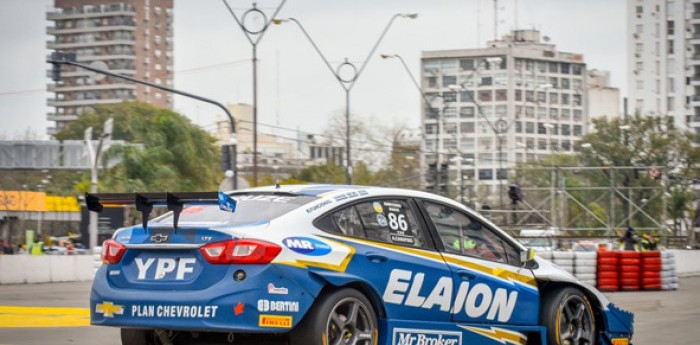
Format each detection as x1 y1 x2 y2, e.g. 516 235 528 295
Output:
618 226 639 251
640 233 658 251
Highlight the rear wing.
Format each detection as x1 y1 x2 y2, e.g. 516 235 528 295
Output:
85 191 237 230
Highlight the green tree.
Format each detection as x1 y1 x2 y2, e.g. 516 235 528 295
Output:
55 101 220 192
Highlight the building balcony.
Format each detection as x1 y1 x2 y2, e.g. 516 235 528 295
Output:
46 69 136 79
47 39 135 50
691 95 700 103
47 25 135 35
47 98 124 107
47 113 79 122
48 83 136 92
47 8 135 21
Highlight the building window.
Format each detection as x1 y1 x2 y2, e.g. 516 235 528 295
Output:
515 121 522 133
573 125 582 136
668 78 675 93
495 89 507 101
425 123 437 135
478 90 493 102
550 93 559 104
538 107 547 119
561 94 569 105
636 24 643 34
572 64 583 75
667 40 674 54
480 76 493 86
444 139 457 151
427 76 438 88
562 124 571 136
460 137 475 150
635 43 643 54
549 62 558 73
550 108 559 120
635 61 643 72
537 91 547 103
561 78 570 89
667 20 674 36
442 75 456 87
526 90 535 102
478 169 493 180
525 122 535 134
636 5 643 16
668 97 675 111
460 59 475 71
636 80 644 90
460 90 474 102
460 106 475 118
525 106 534 118
561 109 571 120
460 122 475 134
443 91 457 103
515 89 522 101
573 110 582 122
573 94 582 106
561 63 570 74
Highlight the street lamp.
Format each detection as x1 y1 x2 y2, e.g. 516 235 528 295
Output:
85 118 113 251
222 1 287 187
273 14 417 184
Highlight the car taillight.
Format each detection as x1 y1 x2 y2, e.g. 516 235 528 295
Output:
101 239 126 264
200 239 281 264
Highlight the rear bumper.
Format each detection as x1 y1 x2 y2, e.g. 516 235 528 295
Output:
90 264 318 332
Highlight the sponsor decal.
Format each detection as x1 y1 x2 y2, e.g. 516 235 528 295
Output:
283 237 332 256
150 233 169 243
237 195 294 203
268 283 289 295
334 190 369 201
257 299 299 313
109 270 120 276
390 234 415 245
234 302 244 316
377 214 388 227
259 314 293 328
373 202 384 213
306 199 333 213
383 269 519 322
95 301 124 318
135 257 197 280
131 304 219 318
392 328 461 345
611 339 629 345
181 206 205 215
460 326 527 345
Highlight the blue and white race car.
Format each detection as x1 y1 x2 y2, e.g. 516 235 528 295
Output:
89 185 633 345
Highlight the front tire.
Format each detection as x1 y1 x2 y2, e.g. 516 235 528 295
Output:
540 287 596 345
290 288 377 345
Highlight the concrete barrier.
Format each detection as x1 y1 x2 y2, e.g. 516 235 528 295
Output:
0 255 95 284
668 249 700 277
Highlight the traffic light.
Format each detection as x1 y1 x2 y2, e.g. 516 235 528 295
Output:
221 144 237 172
48 51 77 82
508 184 522 203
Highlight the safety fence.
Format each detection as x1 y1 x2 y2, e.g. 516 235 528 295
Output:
539 250 683 291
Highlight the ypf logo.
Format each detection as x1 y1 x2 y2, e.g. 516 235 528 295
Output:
283 237 331 256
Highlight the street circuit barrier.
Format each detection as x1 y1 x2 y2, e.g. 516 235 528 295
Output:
596 251 620 291
574 251 597 286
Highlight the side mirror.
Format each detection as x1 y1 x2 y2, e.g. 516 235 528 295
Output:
520 248 536 265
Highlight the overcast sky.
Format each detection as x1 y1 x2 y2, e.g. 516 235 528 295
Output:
0 0 626 140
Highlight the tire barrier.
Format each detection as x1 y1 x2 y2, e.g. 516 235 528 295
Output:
552 251 575 275
641 251 661 290
661 251 679 290
574 251 597 286
596 251 620 291
619 252 641 291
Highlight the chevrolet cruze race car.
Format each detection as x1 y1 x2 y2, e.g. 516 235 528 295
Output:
89 185 633 345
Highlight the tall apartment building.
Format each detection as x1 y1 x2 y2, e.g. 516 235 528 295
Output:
627 0 700 134
47 0 173 134
421 30 588 204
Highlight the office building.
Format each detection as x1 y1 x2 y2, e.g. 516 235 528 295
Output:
47 0 173 134
421 29 588 205
628 0 700 134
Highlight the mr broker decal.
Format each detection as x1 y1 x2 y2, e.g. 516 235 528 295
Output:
283 237 332 256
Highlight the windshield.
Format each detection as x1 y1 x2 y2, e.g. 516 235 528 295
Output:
154 194 317 225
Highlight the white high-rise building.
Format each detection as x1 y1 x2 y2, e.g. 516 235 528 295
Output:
420 30 589 206
627 0 700 134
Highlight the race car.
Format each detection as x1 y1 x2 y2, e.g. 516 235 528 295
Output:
89 184 634 345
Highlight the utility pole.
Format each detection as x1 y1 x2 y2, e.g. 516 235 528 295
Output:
84 118 113 251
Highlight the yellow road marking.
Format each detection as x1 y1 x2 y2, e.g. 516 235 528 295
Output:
0 306 90 328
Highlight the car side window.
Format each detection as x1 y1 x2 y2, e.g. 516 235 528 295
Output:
316 199 427 248
423 201 519 265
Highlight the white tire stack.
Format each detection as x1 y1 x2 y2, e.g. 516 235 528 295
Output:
574 251 598 286
552 251 575 275
661 251 678 290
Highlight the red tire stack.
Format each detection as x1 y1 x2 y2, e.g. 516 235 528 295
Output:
596 251 619 291
641 251 662 290
619 251 642 291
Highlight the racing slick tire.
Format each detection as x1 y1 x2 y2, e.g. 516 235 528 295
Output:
541 287 596 345
290 288 377 345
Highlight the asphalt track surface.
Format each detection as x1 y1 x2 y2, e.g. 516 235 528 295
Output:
1 277 699 345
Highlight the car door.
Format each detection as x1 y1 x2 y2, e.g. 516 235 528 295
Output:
419 200 539 326
314 197 455 322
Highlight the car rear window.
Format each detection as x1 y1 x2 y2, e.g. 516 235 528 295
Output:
154 194 316 225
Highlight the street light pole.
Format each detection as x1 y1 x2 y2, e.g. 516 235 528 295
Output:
222 0 287 187
274 14 417 184
84 118 112 251
47 53 239 189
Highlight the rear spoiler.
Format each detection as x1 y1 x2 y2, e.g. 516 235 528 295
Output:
85 191 237 230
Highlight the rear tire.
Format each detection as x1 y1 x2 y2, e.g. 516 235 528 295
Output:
540 287 596 345
290 288 377 345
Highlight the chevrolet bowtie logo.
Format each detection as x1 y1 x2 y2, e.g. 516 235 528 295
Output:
150 234 168 243
95 301 124 318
